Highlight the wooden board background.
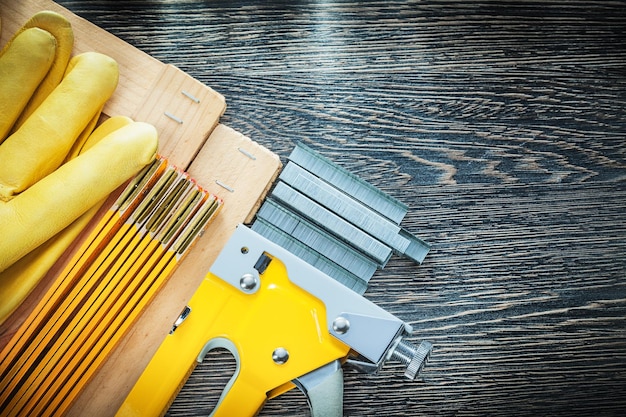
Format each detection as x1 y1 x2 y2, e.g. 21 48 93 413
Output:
5 0 626 416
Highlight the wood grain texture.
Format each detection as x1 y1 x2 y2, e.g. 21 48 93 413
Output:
49 1 626 416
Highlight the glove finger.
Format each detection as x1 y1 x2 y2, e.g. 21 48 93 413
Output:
0 27 56 142
0 115 135 324
3 11 74 132
0 52 119 201
0 121 158 272
66 115 134 162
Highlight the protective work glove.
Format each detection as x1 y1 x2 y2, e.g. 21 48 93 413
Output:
0 11 158 323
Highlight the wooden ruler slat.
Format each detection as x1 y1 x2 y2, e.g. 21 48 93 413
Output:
52 199 221 416
15 230 156 416
0 172 155 371
6 161 168 371
65 125 281 417
54 252 181 416
0 221 139 411
39 239 167 416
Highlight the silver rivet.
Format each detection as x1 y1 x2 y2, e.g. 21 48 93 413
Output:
332 316 350 334
240 273 258 291
272 347 289 364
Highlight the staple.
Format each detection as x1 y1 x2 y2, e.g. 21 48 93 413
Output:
181 90 200 103
289 143 408 223
215 180 234 193
238 147 257 160
164 111 184 124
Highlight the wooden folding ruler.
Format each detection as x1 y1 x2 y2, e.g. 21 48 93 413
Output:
0 158 223 416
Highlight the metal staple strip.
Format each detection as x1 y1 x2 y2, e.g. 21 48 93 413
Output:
251 220 369 294
249 144 431 293
279 162 410 253
270 182 392 266
256 198 378 279
288 142 408 224
398 228 431 264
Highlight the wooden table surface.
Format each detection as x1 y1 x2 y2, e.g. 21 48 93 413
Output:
50 1 626 416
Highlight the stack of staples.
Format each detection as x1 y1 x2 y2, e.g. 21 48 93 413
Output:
251 143 430 294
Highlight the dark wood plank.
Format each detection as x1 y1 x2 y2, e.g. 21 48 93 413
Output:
48 1 626 415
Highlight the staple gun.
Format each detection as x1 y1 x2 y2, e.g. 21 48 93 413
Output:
117 144 433 416
118 225 431 417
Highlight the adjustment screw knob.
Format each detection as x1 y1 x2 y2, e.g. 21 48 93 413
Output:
390 339 432 379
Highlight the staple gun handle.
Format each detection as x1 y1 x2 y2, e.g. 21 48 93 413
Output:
200 340 345 417
294 360 344 417
199 338 268 417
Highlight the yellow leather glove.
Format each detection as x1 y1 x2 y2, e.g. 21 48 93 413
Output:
0 12 158 323
0 11 74 139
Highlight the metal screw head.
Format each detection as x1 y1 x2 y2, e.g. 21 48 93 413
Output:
332 316 350 335
272 347 289 364
240 273 258 292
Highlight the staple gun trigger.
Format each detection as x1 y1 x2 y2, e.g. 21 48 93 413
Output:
293 360 344 417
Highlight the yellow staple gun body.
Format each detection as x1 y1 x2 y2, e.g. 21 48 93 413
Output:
118 224 431 416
